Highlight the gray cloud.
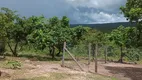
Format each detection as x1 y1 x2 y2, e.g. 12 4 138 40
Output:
0 0 127 24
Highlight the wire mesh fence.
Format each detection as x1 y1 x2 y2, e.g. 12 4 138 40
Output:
61 42 142 72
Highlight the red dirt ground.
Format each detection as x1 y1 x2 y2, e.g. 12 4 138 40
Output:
0 57 142 80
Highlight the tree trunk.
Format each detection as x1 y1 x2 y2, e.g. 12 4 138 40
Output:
51 46 55 59
118 46 123 63
49 46 52 56
14 42 18 56
0 40 5 56
56 51 60 56
7 42 18 57
56 43 63 56
136 23 142 47
56 44 62 56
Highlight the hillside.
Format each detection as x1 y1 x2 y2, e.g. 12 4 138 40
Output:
70 22 136 32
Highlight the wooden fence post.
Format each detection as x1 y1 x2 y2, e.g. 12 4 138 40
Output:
88 43 91 65
95 43 98 73
62 42 66 67
88 43 91 72
65 48 84 71
92 45 95 60
105 46 108 63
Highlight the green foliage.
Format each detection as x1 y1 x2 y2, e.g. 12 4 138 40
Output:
108 26 137 47
84 29 105 44
27 16 71 58
0 7 19 56
27 16 48 50
109 26 127 47
125 48 142 61
0 7 16 38
120 0 142 22
28 16 70 47
0 7 141 62
70 26 90 45
69 42 88 57
6 60 21 69
0 7 72 58
107 26 138 62
120 0 142 47
0 7 33 56
71 22 136 33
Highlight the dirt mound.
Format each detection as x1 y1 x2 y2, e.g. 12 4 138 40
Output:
0 71 10 78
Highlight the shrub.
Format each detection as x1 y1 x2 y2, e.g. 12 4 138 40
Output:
6 60 21 69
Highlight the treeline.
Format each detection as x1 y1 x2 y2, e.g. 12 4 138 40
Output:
0 7 141 62
0 7 89 59
70 22 136 32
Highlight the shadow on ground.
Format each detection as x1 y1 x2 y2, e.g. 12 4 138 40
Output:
3 53 80 61
18 54 62 61
105 66 142 80
1 53 62 61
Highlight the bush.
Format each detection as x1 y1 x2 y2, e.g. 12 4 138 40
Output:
6 60 21 69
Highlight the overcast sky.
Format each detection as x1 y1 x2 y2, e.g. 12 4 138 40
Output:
0 0 127 24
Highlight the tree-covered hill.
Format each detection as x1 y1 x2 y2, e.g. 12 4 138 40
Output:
70 22 136 32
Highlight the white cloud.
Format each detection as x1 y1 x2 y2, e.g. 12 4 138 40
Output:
0 0 127 24
72 11 127 24
86 12 127 23
65 0 127 23
66 0 126 9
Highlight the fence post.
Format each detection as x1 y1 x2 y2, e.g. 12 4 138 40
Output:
95 43 98 73
105 46 108 63
92 44 95 60
88 43 91 72
88 43 91 65
65 48 84 71
62 42 66 67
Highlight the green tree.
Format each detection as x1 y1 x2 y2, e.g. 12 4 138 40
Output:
28 16 70 59
0 7 39 56
84 29 105 46
27 16 48 50
108 26 137 62
120 0 142 46
0 7 21 56
71 26 90 45
48 16 70 58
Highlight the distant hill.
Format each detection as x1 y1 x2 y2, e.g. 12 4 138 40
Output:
70 22 136 32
